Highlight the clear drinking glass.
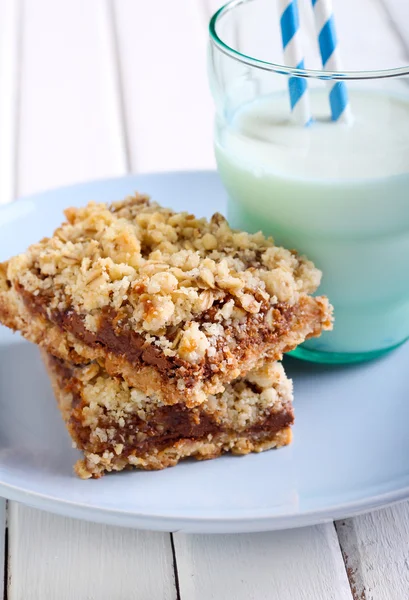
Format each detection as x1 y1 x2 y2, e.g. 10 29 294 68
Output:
208 0 409 364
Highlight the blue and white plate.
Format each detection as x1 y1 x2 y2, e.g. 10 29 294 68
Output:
0 172 408 533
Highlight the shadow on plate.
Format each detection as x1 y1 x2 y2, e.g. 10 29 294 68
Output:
0 342 78 474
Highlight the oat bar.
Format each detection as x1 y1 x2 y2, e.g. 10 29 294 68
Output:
0 194 332 405
43 352 294 478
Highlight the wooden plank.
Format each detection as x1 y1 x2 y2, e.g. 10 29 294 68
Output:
8 1 176 599
0 501 5 597
174 524 353 600
336 503 409 600
0 0 21 204
17 0 127 197
8 505 176 600
113 0 215 172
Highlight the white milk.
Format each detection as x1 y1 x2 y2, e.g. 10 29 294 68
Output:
215 89 409 357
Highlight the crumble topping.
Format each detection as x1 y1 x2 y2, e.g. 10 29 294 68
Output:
5 194 323 364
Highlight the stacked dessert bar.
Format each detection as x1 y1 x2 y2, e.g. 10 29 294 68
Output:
0 195 332 477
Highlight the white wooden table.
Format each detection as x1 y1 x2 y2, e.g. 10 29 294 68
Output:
1 0 409 598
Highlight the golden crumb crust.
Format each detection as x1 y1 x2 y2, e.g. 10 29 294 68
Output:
73 428 293 479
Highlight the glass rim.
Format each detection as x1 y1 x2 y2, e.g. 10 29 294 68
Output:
209 0 409 80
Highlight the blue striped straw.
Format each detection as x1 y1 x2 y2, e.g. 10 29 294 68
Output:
311 0 352 123
279 0 312 126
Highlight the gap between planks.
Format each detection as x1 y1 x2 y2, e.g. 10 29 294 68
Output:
379 0 409 60
1 504 6 600
7 505 177 600
103 0 132 173
112 0 215 172
336 503 409 600
16 0 127 197
171 533 182 600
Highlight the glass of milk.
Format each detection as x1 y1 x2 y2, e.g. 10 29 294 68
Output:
208 0 409 364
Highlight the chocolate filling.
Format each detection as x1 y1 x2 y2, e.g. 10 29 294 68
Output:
58 309 179 374
48 355 294 458
71 394 293 457
19 284 295 387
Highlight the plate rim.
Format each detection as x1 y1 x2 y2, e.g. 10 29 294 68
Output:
0 478 408 533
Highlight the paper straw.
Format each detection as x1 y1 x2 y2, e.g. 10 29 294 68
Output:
311 0 352 123
279 0 312 126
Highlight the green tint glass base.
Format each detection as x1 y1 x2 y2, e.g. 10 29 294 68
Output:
289 340 408 365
